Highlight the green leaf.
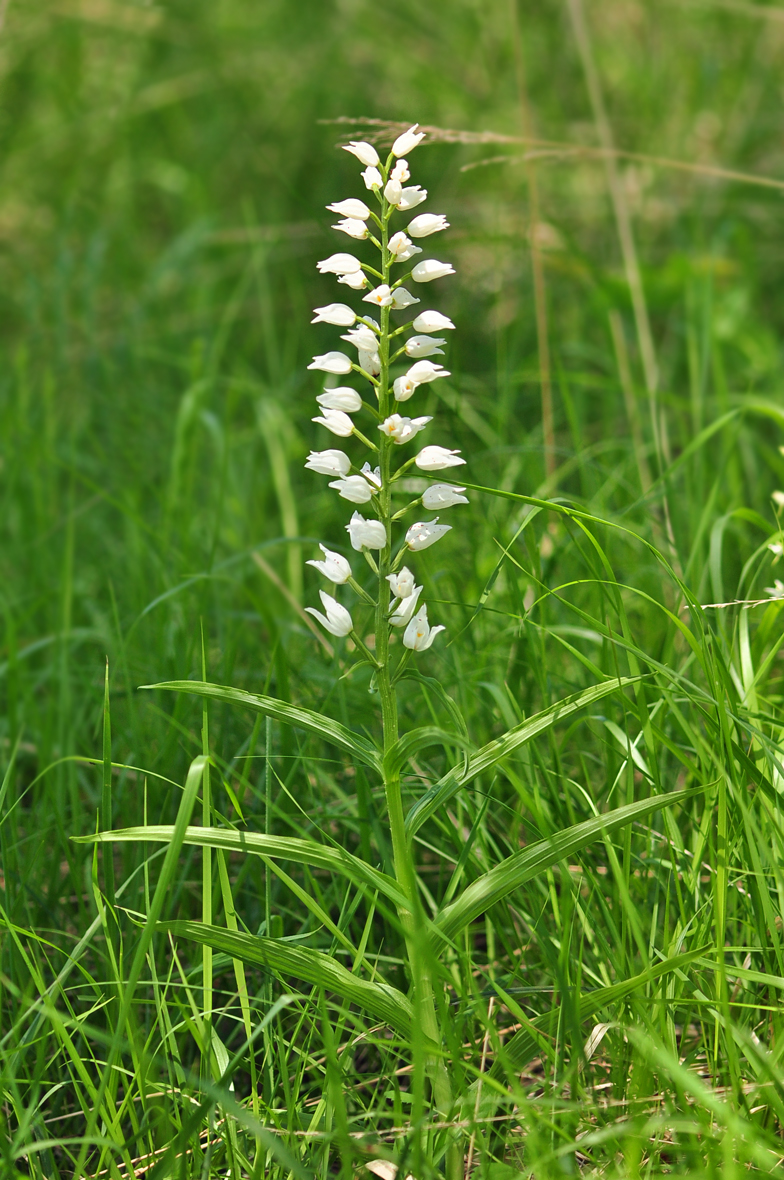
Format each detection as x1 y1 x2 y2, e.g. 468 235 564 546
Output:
436 789 700 942
140 680 381 773
488 944 712 1081
384 726 473 779
77 825 408 914
406 677 640 835
161 920 415 1039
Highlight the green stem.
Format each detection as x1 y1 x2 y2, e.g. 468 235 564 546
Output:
373 161 458 1171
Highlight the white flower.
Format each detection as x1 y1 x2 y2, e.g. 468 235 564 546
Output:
415 446 466 472
412 310 455 332
346 512 386 551
361 462 382 489
379 414 432 444
363 283 394 307
333 217 368 240
406 359 450 384
387 567 416 599
398 186 427 211
305 449 351 476
393 375 417 403
408 214 449 238
358 349 381 376
422 483 469 509
765 579 784 600
311 303 357 327
327 198 371 220
412 259 455 282
391 159 410 183
305 590 353 638
341 324 378 352
390 583 423 628
338 271 368 290
361 166 383 191
317 252 363 276
392 124 425 156
388 231 422 262
406 517 452 551
769 542 783 558
312 409 354 437
390 288 420 310
329 475 374 504
773 491 784 509
308 351 353 374
384 178 403 205
343 141 380 167
403 604 445 652
316 387 362 412
307 544 352 584
405 335 446 358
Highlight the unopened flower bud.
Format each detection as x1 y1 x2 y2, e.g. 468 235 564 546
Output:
408 214 449 238
311 303 357 327
333 217 368 240
343 141 380 167
326 198 371 220
415 446 466 472
406 518 452 551
361 166 383 191
384 178 403 205
308 351 353 375
329 475 374 504
422 484 469 509
392 124 425 156
398 186 427 211
316 387 362 412
405 335 445 358
305 449 350 476
346 512 386 551
307 545 352 584
305 590 353 637
411 259 455 283
312 408 355 437
412 310 455 332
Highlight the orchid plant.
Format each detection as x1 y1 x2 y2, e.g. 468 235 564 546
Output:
304 123 465 1166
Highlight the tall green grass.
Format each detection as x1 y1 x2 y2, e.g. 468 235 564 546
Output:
4 0 784 1175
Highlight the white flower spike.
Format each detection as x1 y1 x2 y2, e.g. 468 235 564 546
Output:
379 414 432 445
415 446 466 471
388 232 422 262
305 449 350 476
392 124 425 156
329 475 375 504
364 284 394 308
317 252 363 275
390 584 423 628
311 303 357 327
308 351 353 375
312 408 355 437
406 518 452 551
361 166 383 191
413 310 455 333
422 484 469 509
327 198 370 220
398 186 427 211
393 375 417 403
412 259 456 283
387 567 416 598
403 604 445 651
307 545 352 584
343 141 380 167
305 590 354 638
408 214 449 238
405 335 446 358
406 360 450 385
333 217 368 240
316 388 362 412
390 288 420 310
346 512 386 551
338 271 368 290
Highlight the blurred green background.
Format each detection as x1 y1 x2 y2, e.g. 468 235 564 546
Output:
2 0 784 914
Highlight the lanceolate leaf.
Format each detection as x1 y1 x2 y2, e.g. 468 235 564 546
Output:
436 789 700 942
406 677 640 835
384 726 473 778
80 825 407 912
488 944 711 1081
141 680 382 773
161 921 415 1038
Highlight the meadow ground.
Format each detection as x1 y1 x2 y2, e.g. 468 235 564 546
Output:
4 1 784 1176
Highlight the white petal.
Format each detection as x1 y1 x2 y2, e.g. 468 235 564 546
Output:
407 214 449 238
342 141 380 167
412 310 455 333
308 351 353 375
311 303 357 326
392 124 425 156
326 198 371 219
312 409 354 437
316 387 362 412
411 259 455 282
304 449 351 476
422 484 469 509
317 253 363 275
415 446 466 472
